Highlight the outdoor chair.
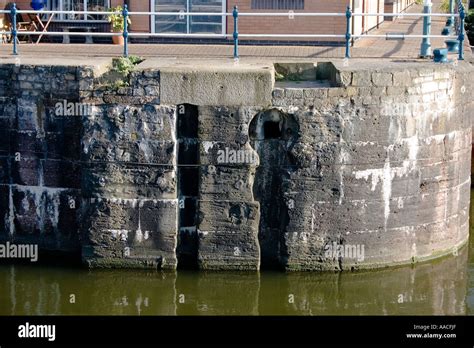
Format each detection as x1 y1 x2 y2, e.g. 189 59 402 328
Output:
3 3 52 44
4 3 37 43
24 11 55 44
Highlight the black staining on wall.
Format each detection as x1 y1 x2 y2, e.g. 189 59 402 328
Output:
249 109 300 269
177 104 199 269
0 65 83 253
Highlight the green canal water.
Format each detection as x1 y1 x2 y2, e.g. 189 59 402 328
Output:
0 195 473 316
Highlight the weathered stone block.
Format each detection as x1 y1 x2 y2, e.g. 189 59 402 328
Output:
199 165 256 201
45 132 81 161
392 71 412 87
197 200 260 270
160 64 274 106
10 131 45 157
197 200 260 232
10 157 41 186
351 71 372 86
85 139 176 165
11 187 80 251
197 229 260 271
42 160 82 189
372 72 393 87
79 78 94 91
335 71 352 87
144 85 160 96
285 88 304 99
328 88 348 98
82 163 177 199
303 88 328 99
272 88 285 99
83 104 176 144
82 198 178 269
198 106 260 143
16 99 42 132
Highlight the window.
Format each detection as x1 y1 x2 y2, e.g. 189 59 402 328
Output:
46 0 110 21
86 0 111 20
153 0 225 35
251 0 304 10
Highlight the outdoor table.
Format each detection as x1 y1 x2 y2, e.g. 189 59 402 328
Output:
61 26 96 44
29 13 55 44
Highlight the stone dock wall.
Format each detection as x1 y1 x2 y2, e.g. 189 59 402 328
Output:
0 64 82 252
0 59 472 271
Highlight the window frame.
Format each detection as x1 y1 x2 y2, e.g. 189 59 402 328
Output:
46 0 111 22
150 0 226 37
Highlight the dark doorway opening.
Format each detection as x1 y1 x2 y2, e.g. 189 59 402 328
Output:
264 121 282 139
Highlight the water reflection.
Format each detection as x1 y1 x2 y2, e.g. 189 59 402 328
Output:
0 242 470 315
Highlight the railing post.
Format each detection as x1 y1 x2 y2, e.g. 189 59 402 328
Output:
420 0 432 58
233 6 239 60
345 6 352 59
11 3 18 55
458 7 465 60
123 4 129 58
447 0 455 27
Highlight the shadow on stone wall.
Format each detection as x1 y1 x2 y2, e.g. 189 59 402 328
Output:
249 109 300 269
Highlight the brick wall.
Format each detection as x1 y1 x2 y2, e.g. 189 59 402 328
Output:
225 0 414 43
227 0 349 42
13 0 32 12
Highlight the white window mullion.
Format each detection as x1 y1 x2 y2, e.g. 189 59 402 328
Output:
187 0 190 34
151 0 155 33
222 0 225 36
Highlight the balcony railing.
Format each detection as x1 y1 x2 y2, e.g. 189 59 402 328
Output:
0 0 468 60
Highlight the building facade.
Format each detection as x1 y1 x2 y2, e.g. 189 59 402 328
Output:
4 0 417 43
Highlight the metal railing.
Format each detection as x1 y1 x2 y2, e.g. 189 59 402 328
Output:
456 0 467 60
0 1 467 60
